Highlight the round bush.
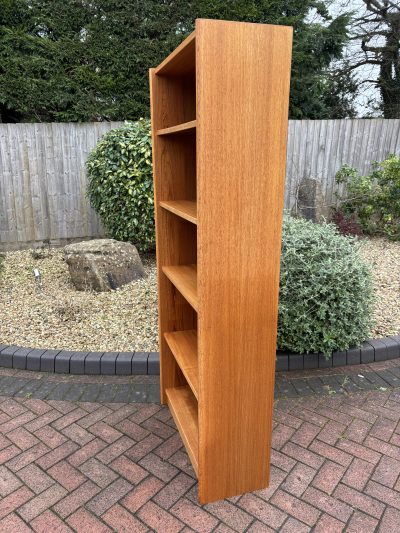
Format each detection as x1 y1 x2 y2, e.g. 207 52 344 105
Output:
86 119 154 251
278 216 374 356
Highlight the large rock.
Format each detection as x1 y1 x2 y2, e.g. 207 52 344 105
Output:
64 239 146 292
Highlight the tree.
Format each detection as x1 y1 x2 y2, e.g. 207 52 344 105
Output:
340 0 399 118
0 0 354 122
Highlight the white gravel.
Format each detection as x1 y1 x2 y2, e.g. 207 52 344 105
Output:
359 237 400 338
0 237 398 352
0 248 159 352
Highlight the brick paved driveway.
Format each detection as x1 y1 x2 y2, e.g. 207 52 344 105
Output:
1 381 400 530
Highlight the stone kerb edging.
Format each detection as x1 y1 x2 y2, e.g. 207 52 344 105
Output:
277 335 400 371
0 335 399 375
0 346 159 376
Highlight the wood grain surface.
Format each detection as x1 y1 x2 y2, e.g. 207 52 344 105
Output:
196 19 292 502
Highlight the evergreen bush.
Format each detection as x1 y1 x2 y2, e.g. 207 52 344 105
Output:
278 217 373 356
86 120 154 251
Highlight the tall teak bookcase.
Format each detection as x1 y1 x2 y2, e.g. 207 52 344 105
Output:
150 19 292 503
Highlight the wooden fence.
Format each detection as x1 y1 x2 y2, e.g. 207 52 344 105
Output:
1 119 400 251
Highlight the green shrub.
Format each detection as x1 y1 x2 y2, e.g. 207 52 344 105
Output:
335 155 400 239
278 217 373 356
86 119 154 251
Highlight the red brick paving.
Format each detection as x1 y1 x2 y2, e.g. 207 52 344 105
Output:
1 392 400 530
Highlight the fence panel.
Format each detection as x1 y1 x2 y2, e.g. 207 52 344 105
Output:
1 119 400 251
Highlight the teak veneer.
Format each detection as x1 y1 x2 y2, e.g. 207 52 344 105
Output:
157 120 197 136
150 18 292 503
159 200 197 224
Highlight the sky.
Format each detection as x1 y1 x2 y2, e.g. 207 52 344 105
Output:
327 0 382 116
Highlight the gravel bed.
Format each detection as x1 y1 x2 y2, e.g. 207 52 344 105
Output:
359 237 400 338
0 237 398 352
0 248 159 352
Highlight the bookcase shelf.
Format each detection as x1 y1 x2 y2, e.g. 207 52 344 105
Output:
162 265 197 311
166 385 199 474
159 201 197 225
157 120 196 136
150 19 292 503
164 330 198 399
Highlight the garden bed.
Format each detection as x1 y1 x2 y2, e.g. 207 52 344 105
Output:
0 237 399 353
0 248 158 352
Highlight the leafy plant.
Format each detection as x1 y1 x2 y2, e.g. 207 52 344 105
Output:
278 216 373 356
331 209 364 237
335 155 400 239
86 120 154 251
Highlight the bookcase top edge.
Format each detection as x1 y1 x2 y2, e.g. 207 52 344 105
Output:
154 31 195 75
195 18 293 33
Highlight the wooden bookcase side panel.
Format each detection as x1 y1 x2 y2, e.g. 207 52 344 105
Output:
150 69 198 404
196 20 293 502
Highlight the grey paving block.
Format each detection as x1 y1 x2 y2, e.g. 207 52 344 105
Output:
97 384 119 402
360 342 375 364
347 347 361 366
0 345 9 353
113 384 135 403
318 354 332 368
55 351 73 374
335 375 360 393
148 352 160 375
332 351 347 367
0 346 20 368
349 374 375 391
85 352 104 375
276 353 289 371
14 379 45 397
46 382 72 400
40 349 61 372
306 377 326 394
26 349 46 371
79 384 101 402
32 381 59 399
276 380 298 397
303 353 318 369
116 352 134 375
366 338 387 361
130 383 160 403
63 384 85 401
380 337 400 360
13 347 33 370
320 375 344 394
0 378 28 396
376 370 400 388
288 354 303 370
101 352 118 375
363 371 390 388
291 378 314 396
69 352 89 374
